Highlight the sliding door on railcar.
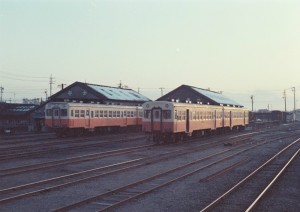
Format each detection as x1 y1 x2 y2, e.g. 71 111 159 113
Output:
151 108 162 131
85 109 91 128
52 108 61 127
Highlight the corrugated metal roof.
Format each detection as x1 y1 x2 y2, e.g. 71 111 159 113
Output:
191 86 242 106
87 84 150 102
0 103 36 116
9 105 36 112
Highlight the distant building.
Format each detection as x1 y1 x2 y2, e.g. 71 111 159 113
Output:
295 109 300 121
0 102 36 133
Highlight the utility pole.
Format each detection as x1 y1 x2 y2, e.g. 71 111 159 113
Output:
49 74 55 97
283 90 287 114
250 95 254 111
159 87 165 97
118 80 122 88
292 87 296 122
58 83 66 90
44 90 48 100
0 86 4 102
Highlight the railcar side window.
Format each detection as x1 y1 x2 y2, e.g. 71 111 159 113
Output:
61 109 67 116
104 111 107 118
192 111 196 120
91 111 94 118
71 110 74 117
95 110 99 118
139 111 143 117
99 110 103 118
75 110 79 117
163 110 171 119
54 110 59 117
86 110 89 116
46 109 52 116
144 110 151 119
80 110 85 117
113 111 116 118
154 111 159 119
117 111 120 118
109 111 112 118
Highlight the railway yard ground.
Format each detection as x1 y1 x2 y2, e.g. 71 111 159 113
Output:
0 124 299 212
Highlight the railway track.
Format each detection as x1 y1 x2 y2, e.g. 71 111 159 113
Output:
0 132 143 149
52 139 271 211
0 144 154 177
200 137 300 212
1 129 297 211
0 131 255 177
0 134 146 161
0 132 56 143
0 133 257 205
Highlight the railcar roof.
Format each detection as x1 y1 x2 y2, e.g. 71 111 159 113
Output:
47 102 142 108
88 84 150 102
143 101 247 110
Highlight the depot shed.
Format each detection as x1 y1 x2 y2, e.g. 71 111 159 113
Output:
156 84 244 107
0 102 36 133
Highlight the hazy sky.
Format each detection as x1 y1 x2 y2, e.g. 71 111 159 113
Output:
1 0 300 111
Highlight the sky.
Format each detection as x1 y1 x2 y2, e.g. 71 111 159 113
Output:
0 0 300 111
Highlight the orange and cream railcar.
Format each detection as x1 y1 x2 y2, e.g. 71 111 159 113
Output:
45 102 143 136
142 101 249 143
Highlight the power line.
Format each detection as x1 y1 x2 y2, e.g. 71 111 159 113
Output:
0 70 48 79
0 75 48 82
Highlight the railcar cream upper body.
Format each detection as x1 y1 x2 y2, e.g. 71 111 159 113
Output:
45 102 143 120
142 101 248 122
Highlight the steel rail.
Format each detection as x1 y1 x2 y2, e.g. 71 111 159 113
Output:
0 132 144 151
200 137 300 212
0 135 146 161
0 137 242 203
200 157 251 182
0 142 238 204
0 132 250 176
245 147 300 212
0 144 153 176
53 141 268 211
